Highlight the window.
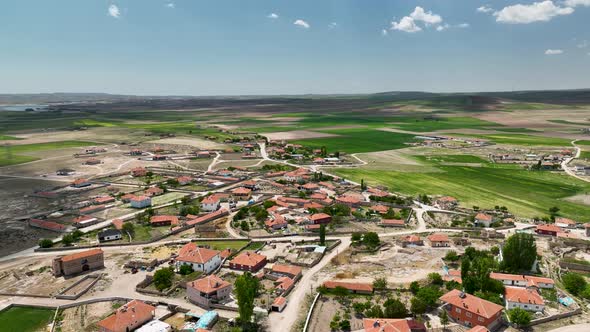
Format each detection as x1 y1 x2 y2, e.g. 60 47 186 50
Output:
455 308 461 313
478 317 484 322
466 312 472 318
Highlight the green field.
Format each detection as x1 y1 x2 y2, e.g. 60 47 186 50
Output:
451 133 572 146
196 240 249 250
0 140 100 167
291 128 418 153
331 163 590 220
0 135 21 140
415 154 488 164
580 151 590 160
388 116 500 132
0 306 55 332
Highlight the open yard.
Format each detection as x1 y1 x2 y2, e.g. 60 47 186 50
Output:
0 306 55 332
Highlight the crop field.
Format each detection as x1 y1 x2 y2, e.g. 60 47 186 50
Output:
331 162 590 220
580 151 590 160
290 128 418 153
387 116 500 132
0 140 100 166
0 135 21 140
414 154 488 164
450 133 572 146
0 306 55 332
195 240 249 250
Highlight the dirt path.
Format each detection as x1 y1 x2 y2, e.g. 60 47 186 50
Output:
561 140 590 183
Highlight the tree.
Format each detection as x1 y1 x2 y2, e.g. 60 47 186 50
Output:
410 297 427 315
444 250 459 262
508 308 531 327
61 234 74 246
362 232 380 249
409 281 420 295
179 264 193 275
240 219 250 231
263 200 276 209
332 286 350 301
360 179 367 191
373 277 387 290
563 272 587 296
501 233 537 273
71 230 84 240
153 267 174 291
319 224 326 246
180 205 200 216
38 238 53 248
383 298 408 318
365 305 384 318
351 232 362 243
415 286 442 308
439 309 449 331
549 206 560 216
330 313 341 331
235 272 259 327
122 222 135 235
428 273 443 286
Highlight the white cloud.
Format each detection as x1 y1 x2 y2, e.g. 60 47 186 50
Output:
545 49 564 55
166 2 175 8
564 0 590 7
457 23 470 28
391 16 422 33
381 29 388 36
294 19 310 29
436 24 450 31
390 6 443 33
577 40 589 48
494 1 574 24
410 6 443 25
329 22 338 29
477 5 494 13
108 4 121 19
267 13 279 19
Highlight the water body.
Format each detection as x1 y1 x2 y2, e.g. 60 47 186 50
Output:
0 104 49 111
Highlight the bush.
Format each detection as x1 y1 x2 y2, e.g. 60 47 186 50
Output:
362 232 380 249
373 277 387 290
562 272 587 296
409 281 420 295
38 238 53 248
444 250 459 262
383 298 408 318
61 234 74 246
428 273 443 286
179 264 194 275
153 267 174 291
508 307 531 327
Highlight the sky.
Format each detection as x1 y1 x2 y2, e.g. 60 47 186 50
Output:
1 0 590 95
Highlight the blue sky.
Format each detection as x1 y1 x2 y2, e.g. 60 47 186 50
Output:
1 0 589 95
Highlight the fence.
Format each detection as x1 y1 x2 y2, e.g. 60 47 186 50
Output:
55 273 102 300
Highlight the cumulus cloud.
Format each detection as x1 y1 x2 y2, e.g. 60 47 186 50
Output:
166 2 175 8
436 24 450 31
329 22 338 29
457 23 470 28
564 0 590 7
108 4 121 18
545 49 564 55
294 19 310 29
477 5 494 13
390 6 443 33
267 13 279 19
577 40 589 48
494 1 574 24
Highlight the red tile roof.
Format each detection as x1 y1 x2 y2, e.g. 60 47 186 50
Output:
363 318 426 332
230 252 267 268
30 219 68 231
61 249 103 263
97 300 155 332
273 296 287 307
475 213 493 222
467 326 490 332
232 187 252 195
505 287 544 305
536 224 562 233
403 235 421 243
427 233 450 242
381 219 404 226
555 217 576 225
186 209 228 226
187 275 231 294
275 276 294 291
310 213 332 221
439 289 503 319
272 264 302 277
150 215 179 225
112 219 124 230
201 195 220 204
177 243 220 264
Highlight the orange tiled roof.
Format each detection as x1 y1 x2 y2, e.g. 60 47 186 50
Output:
177 243 220 264
188 275 231 294
272 264 302 277
439 289 503 319
97 300 155 332
363 318 426 332
230 251 267 268
310 213 331 221
61 249 103 263
427 233 449 242
475 213 493 222
505 287 544 305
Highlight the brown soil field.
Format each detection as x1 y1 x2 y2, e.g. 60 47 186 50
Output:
60 301 121 332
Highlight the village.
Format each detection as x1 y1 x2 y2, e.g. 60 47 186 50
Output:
0 134 590 332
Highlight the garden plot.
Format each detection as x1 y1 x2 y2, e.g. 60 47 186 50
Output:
58 301 124 332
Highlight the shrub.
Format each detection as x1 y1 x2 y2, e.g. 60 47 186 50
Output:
38 238 53 248
562 272 587 296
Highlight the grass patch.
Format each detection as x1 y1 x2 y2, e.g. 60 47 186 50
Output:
388 116 500 132
416 154 488 164
0 306 55 332
291 128 418 153
487 127 540 133
579 151 590 160
242 241 265 251
0 135 21 140
0 140 100 167
330 164 590 220
450 133 572 146
577 141 590 146
196 240 249 250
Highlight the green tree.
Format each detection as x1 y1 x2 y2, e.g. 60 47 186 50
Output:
61 234 74 246
563 272 588 296
240 219 250 231
383 298 408 318
508 308 531 327
235 272 260 327
71 229 84 240
153 267 174 291
38 238 53 248
365 305 384 318
501 233 537 273
444 250 459 262
362 232 380 249
329 313 341 331
415 286 442 308
410 297 427 315
428 273 443 286
319 224 326 246
122 222 135 235
373 277 387 290
263 200 276 209
439 309 449 331
409 281 420 295
351 232 362 243
339 319 351 331
179 264 193 275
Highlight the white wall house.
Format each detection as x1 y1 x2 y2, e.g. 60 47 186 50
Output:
175 243 222 274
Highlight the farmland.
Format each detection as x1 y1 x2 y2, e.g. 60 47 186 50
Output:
0 306 55 332
0 140 100 166
291 128 418 153
331 163 590 220
449 133 573 146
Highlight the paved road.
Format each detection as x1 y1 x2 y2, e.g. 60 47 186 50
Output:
561 140 589 183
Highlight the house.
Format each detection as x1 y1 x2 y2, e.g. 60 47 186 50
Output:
272 296 287 312
310 213 332 225
535 224 562 236
98 229 122 242
73 215 99 228
555 217 576 229
336 195 361 207
490 272 554 289
136 320 172 332
231 187 252 200
229 252 267 272
186 275 232 309
265 213 288 230
145 187 164 197
444 269 463 284
362 318 426 332
97 300 155 332
29 219 69 233
381 219 405 227
71 178 91 188
271 264 302 279
121 193 136 203
84 158 101 165
52 249 104 277
177 176 193 186
150 215 179 227
427 233 450 247
195 151 212 158
467 327 490 332
505 287 545 312
176 243 221 273
242 180 258 190
112 219 124 230
439 289 503 330
475 213 493 227
130 196 152 208
186 209 228 226
201 195 221 212
275 276 294 294
323 280 373 294
371 205 390 215
304 201 324 210
283 168 309 182
94 196 115 204
435 196 458 210
401 235 423 247
300 183 320 192
367 188 389 198
131 167 148 177
129 149 143 156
